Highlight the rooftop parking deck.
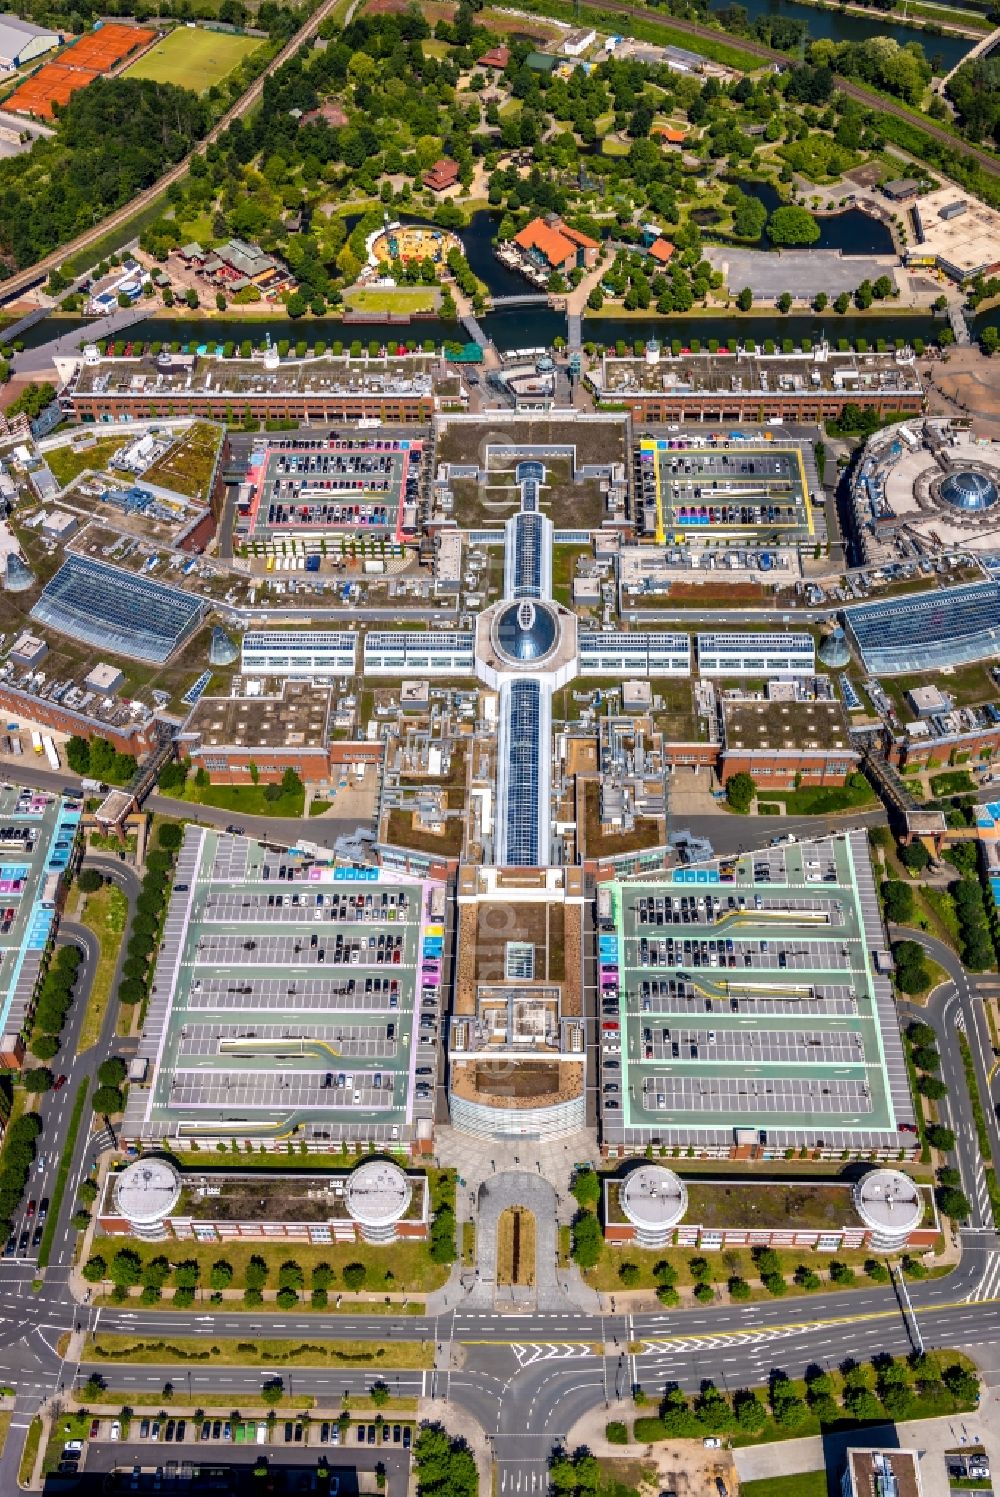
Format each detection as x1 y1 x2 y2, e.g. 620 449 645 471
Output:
600 831 915 1155
0 785 80 1055
124 828 444 1150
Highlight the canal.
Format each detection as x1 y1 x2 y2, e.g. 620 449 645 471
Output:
708 0 978 70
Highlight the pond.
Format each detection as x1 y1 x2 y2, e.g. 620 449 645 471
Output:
726 178 896 255
708 0 976 70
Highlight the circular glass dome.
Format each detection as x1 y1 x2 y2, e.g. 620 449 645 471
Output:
495 599 557 663
940 469 999 511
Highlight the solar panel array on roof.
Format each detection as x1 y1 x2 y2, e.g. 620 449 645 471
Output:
512 512 544 599
31 554 206 663
502 682 541 868
845 580 1000 675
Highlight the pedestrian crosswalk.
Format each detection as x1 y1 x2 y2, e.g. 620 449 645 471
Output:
966 1254 1000 1302
511 1344 592 1368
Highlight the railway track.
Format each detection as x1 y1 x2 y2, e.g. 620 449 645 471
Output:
0 0 345 306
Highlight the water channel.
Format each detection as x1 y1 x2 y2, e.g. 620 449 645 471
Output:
708 0 979 70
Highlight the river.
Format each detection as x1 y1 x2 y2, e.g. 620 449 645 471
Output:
708 0 978 69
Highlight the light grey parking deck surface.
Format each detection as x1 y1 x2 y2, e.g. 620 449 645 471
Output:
124 827 442 1148
704 246 897 299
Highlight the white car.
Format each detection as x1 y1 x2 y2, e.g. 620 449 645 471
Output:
703 1437 721 1449
256 1422 267 1444
110 1422 121 1442
64 1441 83 1454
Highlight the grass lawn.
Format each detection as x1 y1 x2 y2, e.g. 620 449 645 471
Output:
77 883 128 1054
741 1475 828 1497
763 778 878 816
930 769 977 797
88 1333 433 1368
582 1238 879 1295
38 1078 89 1269
0 1411 11 1455
18 1417 41 1485
343 287 439 315
124 28 261 92
45 436 125 488
179 781 305 818
601 136 631 157
89 1232 448 1294
144 421 222 501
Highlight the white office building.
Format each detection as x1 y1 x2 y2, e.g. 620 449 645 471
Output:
696 632 814 677
241 630 358 678
578 630 691 676
364 631 476 676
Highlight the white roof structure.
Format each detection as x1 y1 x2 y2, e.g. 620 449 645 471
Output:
853 1168 923 1249
112 1157 182 1228
0 14 60 67
344 1159 412 1241
619 1165 687 1245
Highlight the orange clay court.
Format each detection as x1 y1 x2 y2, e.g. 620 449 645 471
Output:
5 23 156 117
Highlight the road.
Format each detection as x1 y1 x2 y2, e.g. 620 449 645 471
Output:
0 780 995 1492
0 0 348 307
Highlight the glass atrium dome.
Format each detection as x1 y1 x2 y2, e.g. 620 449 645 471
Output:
940 469 999 512
495 599 557 663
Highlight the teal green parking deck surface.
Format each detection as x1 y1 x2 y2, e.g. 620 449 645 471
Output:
602 831 915 1154
0 784 80 1044
125 827 441 1149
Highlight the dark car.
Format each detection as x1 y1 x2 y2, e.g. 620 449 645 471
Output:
18 1230 28 1255
38 1198 48 1222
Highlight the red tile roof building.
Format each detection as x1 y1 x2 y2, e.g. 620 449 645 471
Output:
423 158 460 192
648 237 675 264
513 216 601 272
478 43 509 68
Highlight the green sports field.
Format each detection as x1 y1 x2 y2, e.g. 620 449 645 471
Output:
124 27 261 92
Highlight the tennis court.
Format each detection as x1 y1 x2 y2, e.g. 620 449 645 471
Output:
124 27 261 92
5 63 97 118
5 23 156 118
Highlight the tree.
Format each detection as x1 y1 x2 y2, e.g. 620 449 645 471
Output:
77 868 104 895
570 1210 602 1269
777 291 793 314
917 1074 947 1099
343 1262 366 1290
728 1276 751 1300
936 1185 971 1220
83 1255 106 1283
570 1168 601 1210
981 325 999 357
23 1068 53 1094
245 1255 268 1291
93 1085 124 1115
619 1262 640 1287
211 1260 234 1290
882 880 914 924
110 1248 143 1288
768 206 820 245
726 773 756 813
370 1381 390 1407
943 1363 980 1404
261 1377 284 1406
30 1035 58 1061
900 838 930 872
157 823 183 852
814 291 828 312
736 286 753 312
98 1057 128 1088
893 939 930 995
926 1123 956 1152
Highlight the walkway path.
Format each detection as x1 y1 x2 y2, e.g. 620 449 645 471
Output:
461 1171 600 1313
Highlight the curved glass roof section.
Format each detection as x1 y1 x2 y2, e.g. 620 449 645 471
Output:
511 511 544 598
846 581 1000 675
504 679 542 865
496 599 557 663
940 469 999 512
